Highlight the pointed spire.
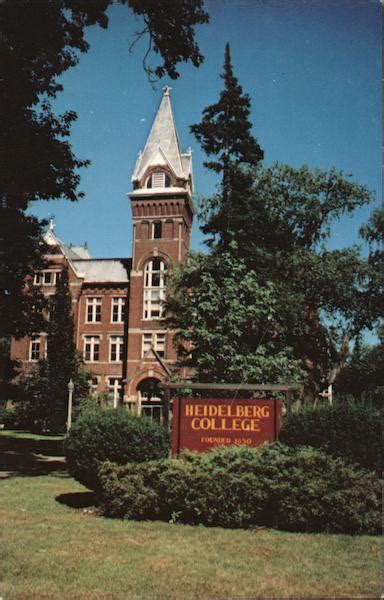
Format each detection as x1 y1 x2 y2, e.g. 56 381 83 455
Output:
132 88 192 187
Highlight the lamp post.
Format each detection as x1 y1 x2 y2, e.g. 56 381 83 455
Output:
67 379 74 432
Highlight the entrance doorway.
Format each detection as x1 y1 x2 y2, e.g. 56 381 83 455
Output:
137 377 163 423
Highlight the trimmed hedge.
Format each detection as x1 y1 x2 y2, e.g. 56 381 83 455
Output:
64 408 170 491
279 403 382 473
98 444 381 534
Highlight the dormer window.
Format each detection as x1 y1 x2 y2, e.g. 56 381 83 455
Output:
146 171 171 189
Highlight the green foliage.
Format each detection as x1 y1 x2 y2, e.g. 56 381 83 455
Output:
14 269 89 432
0 405 17 429
335 337 383 406
98 444 381 534
279 403 382 473
1 0 208 339
64 408 170 491
181 42 379 395
191 43 263 176
166 251 304 383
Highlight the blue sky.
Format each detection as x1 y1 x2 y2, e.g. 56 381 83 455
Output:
29 0 381 258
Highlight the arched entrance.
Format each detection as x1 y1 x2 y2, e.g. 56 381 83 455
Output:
137 377 164 423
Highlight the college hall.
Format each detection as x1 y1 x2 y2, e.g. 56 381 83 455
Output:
11 87 194 419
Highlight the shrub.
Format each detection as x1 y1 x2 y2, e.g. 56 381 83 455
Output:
98 444 381 534
0 405 17 429
279 403 382 473
64 408 170 491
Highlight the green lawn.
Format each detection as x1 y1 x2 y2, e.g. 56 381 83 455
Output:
0 429 64 441
0 432 381 599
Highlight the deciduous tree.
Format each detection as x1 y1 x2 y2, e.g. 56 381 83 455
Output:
166 252 304 384
0 0 208 339
171 44 381 399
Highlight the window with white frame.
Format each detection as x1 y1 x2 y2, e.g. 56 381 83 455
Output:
142 332 166 358
86 297 101 323
84 336 100 362
109 336 124 362
88 376 100 395
29 336 41 361
111 297 126 323
107 377 123 407
146 171 171 189
34 270 58 286
143 258 167 320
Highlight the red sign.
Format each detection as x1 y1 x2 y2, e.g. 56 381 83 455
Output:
172 397 282 454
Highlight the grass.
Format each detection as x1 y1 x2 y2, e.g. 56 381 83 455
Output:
0 430 65 477
0 429 64 441
0 431 381 599
0 478 380 599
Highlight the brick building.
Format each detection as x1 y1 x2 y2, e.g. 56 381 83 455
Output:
11 87 194 419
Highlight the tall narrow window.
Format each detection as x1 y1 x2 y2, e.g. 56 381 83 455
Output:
88 376 100 395
107 377 123 407
153 221 162 239
29 336 41 361
143 258 167 320
109 336 124 362
111 297 126 323
84 336 100 362
142 333 153 356
86 298 101 323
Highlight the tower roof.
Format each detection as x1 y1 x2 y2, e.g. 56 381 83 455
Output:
132 87 192 187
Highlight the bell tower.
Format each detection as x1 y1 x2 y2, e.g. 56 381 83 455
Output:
126 87 194 408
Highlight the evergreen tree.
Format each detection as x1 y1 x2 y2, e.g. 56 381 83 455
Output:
191 43 263 248
46 267 89 431
191 43 263 176
15 267 89 432
170 45 380 399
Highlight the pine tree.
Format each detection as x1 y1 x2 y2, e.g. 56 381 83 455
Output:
191 43 263 176
170 45 379 398
191 43 263 249
46 267 88 431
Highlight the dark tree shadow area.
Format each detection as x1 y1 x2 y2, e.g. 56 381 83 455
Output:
56 491 98 509
0 433 67 478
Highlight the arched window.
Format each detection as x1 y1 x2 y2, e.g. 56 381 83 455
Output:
146 172 171 189
143 258 167 319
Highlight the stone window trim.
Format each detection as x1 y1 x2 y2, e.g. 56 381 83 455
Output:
143 258 168 320
34 270 60 286
109 335 124 363
86 297 102 323
111 297 126 323
142 331 166 358
29 335 41 362
83 335 101 362
88 375 100 395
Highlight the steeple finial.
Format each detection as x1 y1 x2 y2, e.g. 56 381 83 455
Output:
162 85 172 96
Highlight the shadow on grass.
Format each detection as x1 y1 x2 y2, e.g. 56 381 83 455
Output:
0 433 67 479
56 491 98 509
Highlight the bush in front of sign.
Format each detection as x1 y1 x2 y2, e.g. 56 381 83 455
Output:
97 444 381 534
279 403 382 474
64 408 170 491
